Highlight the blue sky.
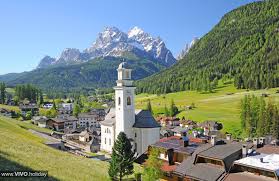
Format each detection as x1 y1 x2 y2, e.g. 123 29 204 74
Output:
0 0 257 75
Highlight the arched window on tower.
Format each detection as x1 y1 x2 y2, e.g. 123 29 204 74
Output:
126 71 130 79
127 96 131 105
118 97 121 105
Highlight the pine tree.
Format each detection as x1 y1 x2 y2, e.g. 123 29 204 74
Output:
73 103 81 117
256 97 266 136
271 106 279 139
265 100 274 135
108 132 135 181
169 99 178 117
0 82 6 104
146 99 153 115
164 105 170 117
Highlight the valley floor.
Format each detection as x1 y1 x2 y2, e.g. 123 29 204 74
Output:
136 84 279 137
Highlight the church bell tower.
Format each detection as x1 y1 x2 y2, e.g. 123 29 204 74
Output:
114 62 136 139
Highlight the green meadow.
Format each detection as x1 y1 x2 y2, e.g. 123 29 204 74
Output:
0 116 142 181
136 84 279 137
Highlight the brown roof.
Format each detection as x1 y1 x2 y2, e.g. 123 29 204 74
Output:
185 163 226 181
151 136 201 155
257 145 279 154
225 172 276 181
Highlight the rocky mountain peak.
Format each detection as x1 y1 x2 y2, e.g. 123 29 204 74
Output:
128 26 144 38
55 48 82 64
177 37 199 60
38 26 177 68
37 56 55 69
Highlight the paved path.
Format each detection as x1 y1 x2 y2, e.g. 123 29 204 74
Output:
28 129 61 143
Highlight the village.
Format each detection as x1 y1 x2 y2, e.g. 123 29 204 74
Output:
0 62 278 181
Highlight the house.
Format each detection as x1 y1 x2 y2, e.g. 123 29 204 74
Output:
180 119 197 129
58 103 74 114
0 108 16 118
49 115 77 132
157 116 180 127
149 135 205 175
225 143 279 181
78 112 100 129
100 62 161 155
198 120 223 131
42 103 53 109
160 128 174 138
198 120 223 136
19 104 39 117
171 126 188 137
226 153 279 180
61 103 73 111
32 116 49 128
6 99 16 106
79 130 90 142
173 136 252 181
90 108 106 120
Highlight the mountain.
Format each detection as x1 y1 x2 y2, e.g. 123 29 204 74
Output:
177 38 199 60
136 0 279 94
1 56 165 93
37 56 56 68
38 26 176 68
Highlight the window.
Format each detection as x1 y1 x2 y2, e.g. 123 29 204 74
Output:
134 143 137 152
105 138 106 144
118 97 121 105
109 139 111 145
127 96 131 105
135 132 137 138
126 71 130 79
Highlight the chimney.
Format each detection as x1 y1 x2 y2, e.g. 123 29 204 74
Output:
260 158 264 163
253 138 259 147
259 137 266 146
226 134 232 141
242 144 248 158
265 135 272 145
193 130 198 138
211 135 217 146
182 132 189 147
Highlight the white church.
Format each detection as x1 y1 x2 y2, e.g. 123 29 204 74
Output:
100 62 161 155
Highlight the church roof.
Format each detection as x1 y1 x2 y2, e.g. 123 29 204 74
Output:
133 110 161 128
100 108 115 126
100 109 160 128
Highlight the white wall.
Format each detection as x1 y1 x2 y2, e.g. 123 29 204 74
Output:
100 125 115 153
134 127 160 155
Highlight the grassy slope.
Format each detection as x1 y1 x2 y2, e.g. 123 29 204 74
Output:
0 116 110 181
136 84 279 137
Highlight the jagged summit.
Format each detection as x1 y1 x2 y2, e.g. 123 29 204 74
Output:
177 37 199 60
37 26 176 68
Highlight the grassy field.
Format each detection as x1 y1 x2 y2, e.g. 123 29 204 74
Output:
0 116 142 181
136 84 279 137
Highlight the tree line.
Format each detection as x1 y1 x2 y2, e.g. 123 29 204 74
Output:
240 95 279 139
0 82 6 104
146 99 179 117
15 84 43 104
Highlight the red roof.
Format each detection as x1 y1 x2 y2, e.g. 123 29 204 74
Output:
161 161 177 172
158 136 181 143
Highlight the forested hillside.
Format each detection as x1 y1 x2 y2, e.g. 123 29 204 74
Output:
0 56 165 93
136 0 279 94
